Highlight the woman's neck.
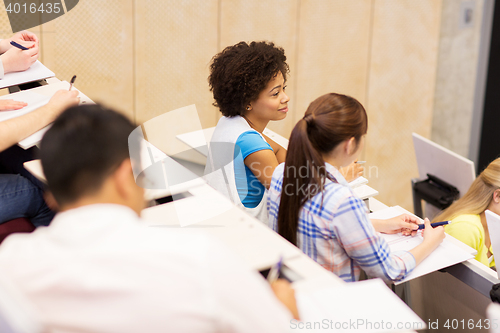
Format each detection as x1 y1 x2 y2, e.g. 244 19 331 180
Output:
323 155 346 171
242 113 268 133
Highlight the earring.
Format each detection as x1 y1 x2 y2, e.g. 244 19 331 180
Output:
247 107 251 110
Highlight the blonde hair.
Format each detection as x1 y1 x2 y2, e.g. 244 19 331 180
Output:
433 158 500 222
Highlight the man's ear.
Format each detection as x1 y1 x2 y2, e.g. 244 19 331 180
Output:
113 159 134 198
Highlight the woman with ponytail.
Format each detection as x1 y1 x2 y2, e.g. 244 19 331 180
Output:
268 93 445 282
432 158 500 268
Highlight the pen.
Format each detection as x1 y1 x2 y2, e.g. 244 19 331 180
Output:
10 41 29 51
69 75 77 91
356 161 366 164
267 256 283 284
417 221 451 230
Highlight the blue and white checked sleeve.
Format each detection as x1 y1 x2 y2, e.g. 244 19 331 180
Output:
332 195 416 282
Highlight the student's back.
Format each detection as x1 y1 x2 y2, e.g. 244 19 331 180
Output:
268 93 445 283
0 105 294 333
0 204 291 333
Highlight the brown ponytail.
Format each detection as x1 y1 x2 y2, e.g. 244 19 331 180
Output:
277 93 368 245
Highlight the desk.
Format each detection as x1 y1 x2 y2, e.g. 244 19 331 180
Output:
142 183 305 271
6 78 95 149
138 154 424 331
370 193 497 328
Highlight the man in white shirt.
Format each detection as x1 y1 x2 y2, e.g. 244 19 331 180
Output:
0 104 298 332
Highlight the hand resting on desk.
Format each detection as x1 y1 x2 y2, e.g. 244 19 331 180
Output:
0 99 27 111
371 213 420 236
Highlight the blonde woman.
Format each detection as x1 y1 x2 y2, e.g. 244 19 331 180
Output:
433 158 500 268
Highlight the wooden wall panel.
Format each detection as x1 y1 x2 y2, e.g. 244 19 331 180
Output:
219 0 299 139
39 0 134 119
364 0 443 210
134 0 218 129
431 0 484 158
295 0 372 128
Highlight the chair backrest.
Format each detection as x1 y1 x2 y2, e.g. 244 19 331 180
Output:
412 132 475 198
141 104 207 165
0 219 35 244
0 275 42 333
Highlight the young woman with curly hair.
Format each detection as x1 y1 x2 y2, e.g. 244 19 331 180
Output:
204 41 362 222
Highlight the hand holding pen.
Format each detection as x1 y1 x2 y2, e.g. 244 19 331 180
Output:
69 75 77 91
267 256 300 320
1 41 38 73
267 256 283 284
420 217 446 249
417 220 451 230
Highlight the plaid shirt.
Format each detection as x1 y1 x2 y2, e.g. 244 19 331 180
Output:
267 163 416 282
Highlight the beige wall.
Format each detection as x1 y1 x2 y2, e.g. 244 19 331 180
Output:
1 0 475 211
40 1 135 120
431 0 484 159
364 0 443 209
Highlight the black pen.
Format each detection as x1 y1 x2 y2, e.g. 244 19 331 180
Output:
10 41 29 51
69 75 77 91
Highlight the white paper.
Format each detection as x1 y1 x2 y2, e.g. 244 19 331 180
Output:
348 176 368 189
352 184 378 200
142 184 301 270
0 92 49 123
0 80 94 149
369 206 474 284
0 60 55 89
485 210 500 278
295 279 426 332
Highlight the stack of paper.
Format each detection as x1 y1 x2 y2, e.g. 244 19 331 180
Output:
348 176 368 189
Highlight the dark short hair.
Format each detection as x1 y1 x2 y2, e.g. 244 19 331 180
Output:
40 105 136 206
208 41 289 117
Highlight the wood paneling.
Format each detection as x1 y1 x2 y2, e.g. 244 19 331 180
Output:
364 0 443 210
295 0 372 126
40 0 134 119
219 0 300 139
135 0 218 129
